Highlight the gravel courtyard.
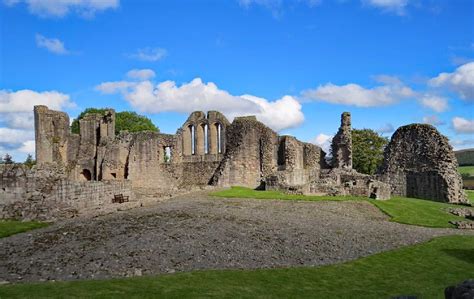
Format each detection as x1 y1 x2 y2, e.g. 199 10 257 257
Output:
1 191 472 283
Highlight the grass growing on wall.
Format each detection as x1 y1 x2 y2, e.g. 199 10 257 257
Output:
0 220 49 238
0 235 472 298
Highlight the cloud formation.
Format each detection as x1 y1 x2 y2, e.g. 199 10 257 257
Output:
429 62 474 102
450 138 474 150
377 123 395 134
129 48 167 62
127 69 156 80
4 0 119 18
238 0 321 18
452 117 474 134
422 115 445 126
301 79 415 107
35 34 69 55
363 0 408 15
311 133 332 154
0 89 74 158
96 76 304 131
419 94 448 112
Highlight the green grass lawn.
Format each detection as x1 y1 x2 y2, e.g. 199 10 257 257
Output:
466 190 474 204
211 187 473 228
0 235 472 298
370 197 470 228
211 186 365 201
0 220 49 238
459 165 474 176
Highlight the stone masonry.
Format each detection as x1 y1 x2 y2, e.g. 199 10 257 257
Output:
331 112 352 169
379 124 467 204
0 106 467 220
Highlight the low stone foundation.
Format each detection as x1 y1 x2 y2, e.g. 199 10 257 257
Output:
0 164 133 221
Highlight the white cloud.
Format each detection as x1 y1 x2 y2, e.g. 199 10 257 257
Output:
0 89 74 160
450 139 474 149
129 48 167 62
429 62 474 102
96 81 135 94
0 89 73 114
126 69 156 80
238 0 321 18
35 34 69 55
2 113 34 129
311 133 333 154
377 123 394 134
419 94 448 112
3 0 119 18
0 128 34 144
301 80 415 107
452 117 474 134
422 115 445 126
18 140 35 154
96 77 304 131
363 0 408 15
240 94 304 131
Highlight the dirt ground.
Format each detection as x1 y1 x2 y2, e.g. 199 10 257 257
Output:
1 191 472 283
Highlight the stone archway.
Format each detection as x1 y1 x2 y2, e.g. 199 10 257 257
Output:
81 169 92 181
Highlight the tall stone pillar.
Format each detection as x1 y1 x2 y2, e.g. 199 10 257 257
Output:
34 105 70 165
330 112 352 169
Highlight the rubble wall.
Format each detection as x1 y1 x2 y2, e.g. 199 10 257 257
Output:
379 124 467 203
210 116 279 188
331 112 352 169
34 105 70 166
0 165 133 221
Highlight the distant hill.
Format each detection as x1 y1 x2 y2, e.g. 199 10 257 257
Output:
455 148 474 166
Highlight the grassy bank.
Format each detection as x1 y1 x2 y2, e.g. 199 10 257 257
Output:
0 235 472 298
459 165 474 176
211 187 473 228
370 197 470 228
466 190 474 204
0 220 49 238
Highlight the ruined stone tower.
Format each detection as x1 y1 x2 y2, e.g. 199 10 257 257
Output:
330 112 352 169
379 124 467 204
34 105 71 166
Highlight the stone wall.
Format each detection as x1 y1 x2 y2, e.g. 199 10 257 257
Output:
331 112 352 169
379 124 467 203
34 105 70 166
210 116 279 188
0 164 133 221
26 105 472 209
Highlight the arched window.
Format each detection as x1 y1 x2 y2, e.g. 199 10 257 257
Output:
204 124 209 154
164 146 172 163
216 123 222 154
190 125 195 155
81 169 92 181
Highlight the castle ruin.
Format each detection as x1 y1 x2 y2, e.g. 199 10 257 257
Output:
0 105 467 220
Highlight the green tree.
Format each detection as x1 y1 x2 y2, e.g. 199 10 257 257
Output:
114 111 159 135
70 108 159 135
352 129 388 175
3 153 14 164
24 154 36 168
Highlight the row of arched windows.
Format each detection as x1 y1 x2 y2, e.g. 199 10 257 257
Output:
186 123 223 155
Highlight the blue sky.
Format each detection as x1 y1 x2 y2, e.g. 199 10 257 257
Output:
1 0 473 161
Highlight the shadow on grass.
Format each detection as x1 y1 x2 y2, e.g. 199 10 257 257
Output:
442 249 474 264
